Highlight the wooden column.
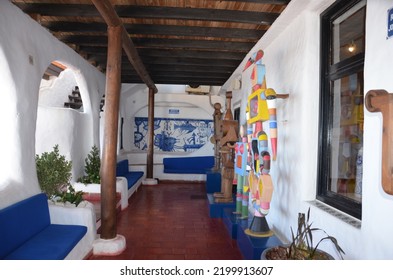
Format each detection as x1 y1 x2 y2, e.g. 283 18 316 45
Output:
146 88 155 179
100 25 122 240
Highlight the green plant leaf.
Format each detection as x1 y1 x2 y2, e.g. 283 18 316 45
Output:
81 145 101 184
36 144 72 197
285 208 345 260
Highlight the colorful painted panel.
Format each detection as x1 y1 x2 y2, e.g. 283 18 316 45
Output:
134 117 214 152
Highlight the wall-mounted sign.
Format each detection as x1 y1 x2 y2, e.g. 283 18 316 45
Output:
169 109 180 114
388 7 393 39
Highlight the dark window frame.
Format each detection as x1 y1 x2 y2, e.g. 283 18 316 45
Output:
317 0 365 220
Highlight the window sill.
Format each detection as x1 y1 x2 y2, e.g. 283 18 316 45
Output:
308 200 361 229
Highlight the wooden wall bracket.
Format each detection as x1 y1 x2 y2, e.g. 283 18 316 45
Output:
365 89 393 195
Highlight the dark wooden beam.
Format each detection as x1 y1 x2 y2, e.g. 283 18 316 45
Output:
91 0 157 93
122 76 228 86
126 64 236 73
122 71 230 79
98 63 236 76
100 25 122 240
81 47 246 61
43 21 265 40
15 4 280 25
88 54 240 68
217 0 290 4
61 36 254 52
146 88 155 179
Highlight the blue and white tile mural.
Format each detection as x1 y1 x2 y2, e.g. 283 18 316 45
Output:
134 117 214 152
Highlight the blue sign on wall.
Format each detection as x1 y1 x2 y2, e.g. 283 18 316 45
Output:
388 7 393 39
169 109 179 114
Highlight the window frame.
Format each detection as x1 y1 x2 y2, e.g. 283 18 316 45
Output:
317 0 365 220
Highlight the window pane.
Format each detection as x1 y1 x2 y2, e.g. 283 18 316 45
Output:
332 2 366 64
329 71 363 202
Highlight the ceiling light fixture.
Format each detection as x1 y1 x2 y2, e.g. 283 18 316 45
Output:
348 41 356 53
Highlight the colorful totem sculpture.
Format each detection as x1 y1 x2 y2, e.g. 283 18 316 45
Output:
242 49 278 236
234 124 248 215
214 91 239 203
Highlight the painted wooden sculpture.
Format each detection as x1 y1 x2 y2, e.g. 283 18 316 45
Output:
234 124 248 215
214 91 239 203
212 102 223 171
242 49 277 236
365 89 393 195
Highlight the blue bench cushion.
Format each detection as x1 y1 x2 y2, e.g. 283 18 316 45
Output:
123 172 144 190
116 159 144 189
0 193 87 260
163 156 214 174
116 159 129 177
4 224 87 260
0 193 50 259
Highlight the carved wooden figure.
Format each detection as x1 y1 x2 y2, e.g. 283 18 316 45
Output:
214 91 239 203
365 89 393 195
212 102 223 171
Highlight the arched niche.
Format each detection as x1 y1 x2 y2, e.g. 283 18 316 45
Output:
35 60 90 181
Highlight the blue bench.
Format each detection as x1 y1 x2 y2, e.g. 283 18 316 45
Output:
116 159 144 191
0 193 87 260
163 156 214 174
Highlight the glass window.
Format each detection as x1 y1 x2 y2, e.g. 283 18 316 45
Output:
318 0 366 220
332 3 366 64
329 71 363 203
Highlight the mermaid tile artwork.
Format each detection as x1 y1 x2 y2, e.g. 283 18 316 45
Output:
134 117 214 152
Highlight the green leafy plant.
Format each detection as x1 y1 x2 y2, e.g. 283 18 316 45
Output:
54 184 85 207
264 208 345 260
36 145 72 197
78 145 101 184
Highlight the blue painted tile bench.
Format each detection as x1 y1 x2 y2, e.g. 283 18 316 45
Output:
163 156 214 174
0 193 96 260
116 159 144 198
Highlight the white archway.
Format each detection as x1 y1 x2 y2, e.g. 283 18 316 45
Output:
35 61 94 182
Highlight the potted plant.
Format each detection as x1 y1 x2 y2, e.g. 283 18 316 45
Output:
54 184 85 207
77 145 101 184
261 208 345 260
36 144 85 206
73 145 103 194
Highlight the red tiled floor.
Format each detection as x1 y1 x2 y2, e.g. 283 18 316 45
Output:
88 182 243 260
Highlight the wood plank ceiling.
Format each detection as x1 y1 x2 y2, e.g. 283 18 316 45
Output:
11 0 290 87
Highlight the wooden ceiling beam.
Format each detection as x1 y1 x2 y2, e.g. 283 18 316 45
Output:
124 64 235 74
91 0 157 93
218 0 290 4
104 65 235 75
61 36 254 52
122 71 230 79
88 54 240 68
80 47 246 61
15 4 280 25
43 21 265 40
121 77 226 86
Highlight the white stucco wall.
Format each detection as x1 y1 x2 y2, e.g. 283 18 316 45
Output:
39 69 78 108
226 0 393 259
0 1 105 208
